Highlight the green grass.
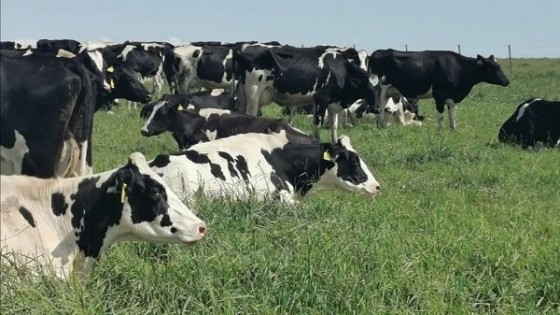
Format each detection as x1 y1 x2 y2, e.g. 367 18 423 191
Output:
2 59 559 314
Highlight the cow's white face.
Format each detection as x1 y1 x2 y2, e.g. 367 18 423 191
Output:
119 153 206 245
320 136 380 195
173 45 203 72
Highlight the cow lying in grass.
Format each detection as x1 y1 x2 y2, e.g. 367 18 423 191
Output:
498 98 560 148
149 131 380 205
0 152 206 279
140 96 313 149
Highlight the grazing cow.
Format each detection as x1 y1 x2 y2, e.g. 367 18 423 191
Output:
0 152 206 279
140 96 312 149
233 44 380 142
168 42 236 94
103 41 173 94
0 40 35 50
369 49 510 130
140 90 236 117
498 98 560 148
149 131 380 205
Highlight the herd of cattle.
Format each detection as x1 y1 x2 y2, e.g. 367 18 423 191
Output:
1 38 558 279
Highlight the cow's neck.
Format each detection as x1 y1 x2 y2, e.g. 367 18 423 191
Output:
265 144 333 196
170 110 205 148
52 171 124 273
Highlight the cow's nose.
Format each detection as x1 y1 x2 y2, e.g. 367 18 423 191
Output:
140 129 149 136
198 224 207 238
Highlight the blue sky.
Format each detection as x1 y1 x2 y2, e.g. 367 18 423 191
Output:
2 0 559 58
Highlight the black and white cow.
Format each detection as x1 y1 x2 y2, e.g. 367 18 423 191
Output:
233 44 380 142
369 49 510 130
0 50 149 178
0 40 35 50
140 95 313 149
103 41 174 96
0 152 206 279
149 131 380 205
36 39 112 91
498 98 560 148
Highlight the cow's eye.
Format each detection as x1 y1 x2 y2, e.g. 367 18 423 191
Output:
150 187 161 197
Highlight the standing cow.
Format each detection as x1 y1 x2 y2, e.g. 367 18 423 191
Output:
369 49 510 130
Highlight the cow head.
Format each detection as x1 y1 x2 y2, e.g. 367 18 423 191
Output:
115 152 206 244
106 65 151 103
476 55 510 87
140 94 193 137
319 136 380 195
345 62 381 114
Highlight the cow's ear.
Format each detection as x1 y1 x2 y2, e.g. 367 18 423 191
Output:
320 143 335 161
116 167 136 187
477 54 484 65
489 55 496 61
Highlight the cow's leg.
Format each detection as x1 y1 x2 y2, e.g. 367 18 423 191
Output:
377 84 390 128
245 85 261 116
328 103 342 143
446 99 457 130
436 99 446 130
287 107 295 125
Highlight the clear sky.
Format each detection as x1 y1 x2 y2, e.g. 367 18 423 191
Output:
2 0 559 58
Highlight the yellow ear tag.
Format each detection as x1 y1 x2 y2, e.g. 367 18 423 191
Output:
177 104 184 111
110 79 115 89
107 66 114 73
323 151 332 161
120 183 128 203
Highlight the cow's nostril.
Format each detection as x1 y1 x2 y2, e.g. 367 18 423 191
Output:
198 226 206 235
376 185 381 191
140 129 148 136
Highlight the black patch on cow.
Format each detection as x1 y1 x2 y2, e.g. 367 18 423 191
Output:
192 50 200 58
260 143 331 196
18 207 36 228
235 155 251 181
149 154 171 168
184 150 226 180
51 193 68 216
171 227 177 233
218 151 239 178
335 151 368 185
70 176 124 258
160 214 172 227
258 74 263 81
127 175 169 224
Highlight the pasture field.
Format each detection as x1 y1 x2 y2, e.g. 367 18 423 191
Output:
2 58 559 314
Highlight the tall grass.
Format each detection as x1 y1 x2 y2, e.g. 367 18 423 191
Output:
2 59 559 314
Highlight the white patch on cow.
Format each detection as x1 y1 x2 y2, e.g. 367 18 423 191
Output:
204 130 218 141
210 88 225 96
0 130 29 175
515 99 541 122
56 49 76 58
368 74 379 87
198 108 231 117
142 101 167 133
118 45 137 61
140 43 165 51
357 49 369 71
22 49 33 56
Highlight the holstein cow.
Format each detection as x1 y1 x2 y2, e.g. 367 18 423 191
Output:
369 49 510 130
498 98 560 148
103 41 173 96
0 152 206 279
0 50 149 178
149 131 380 205
140 96 313 149
233 44 380 142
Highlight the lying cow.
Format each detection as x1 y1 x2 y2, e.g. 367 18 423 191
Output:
0 152 206 279
498 98 560 148
149 131 380 205
140 97 313 149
